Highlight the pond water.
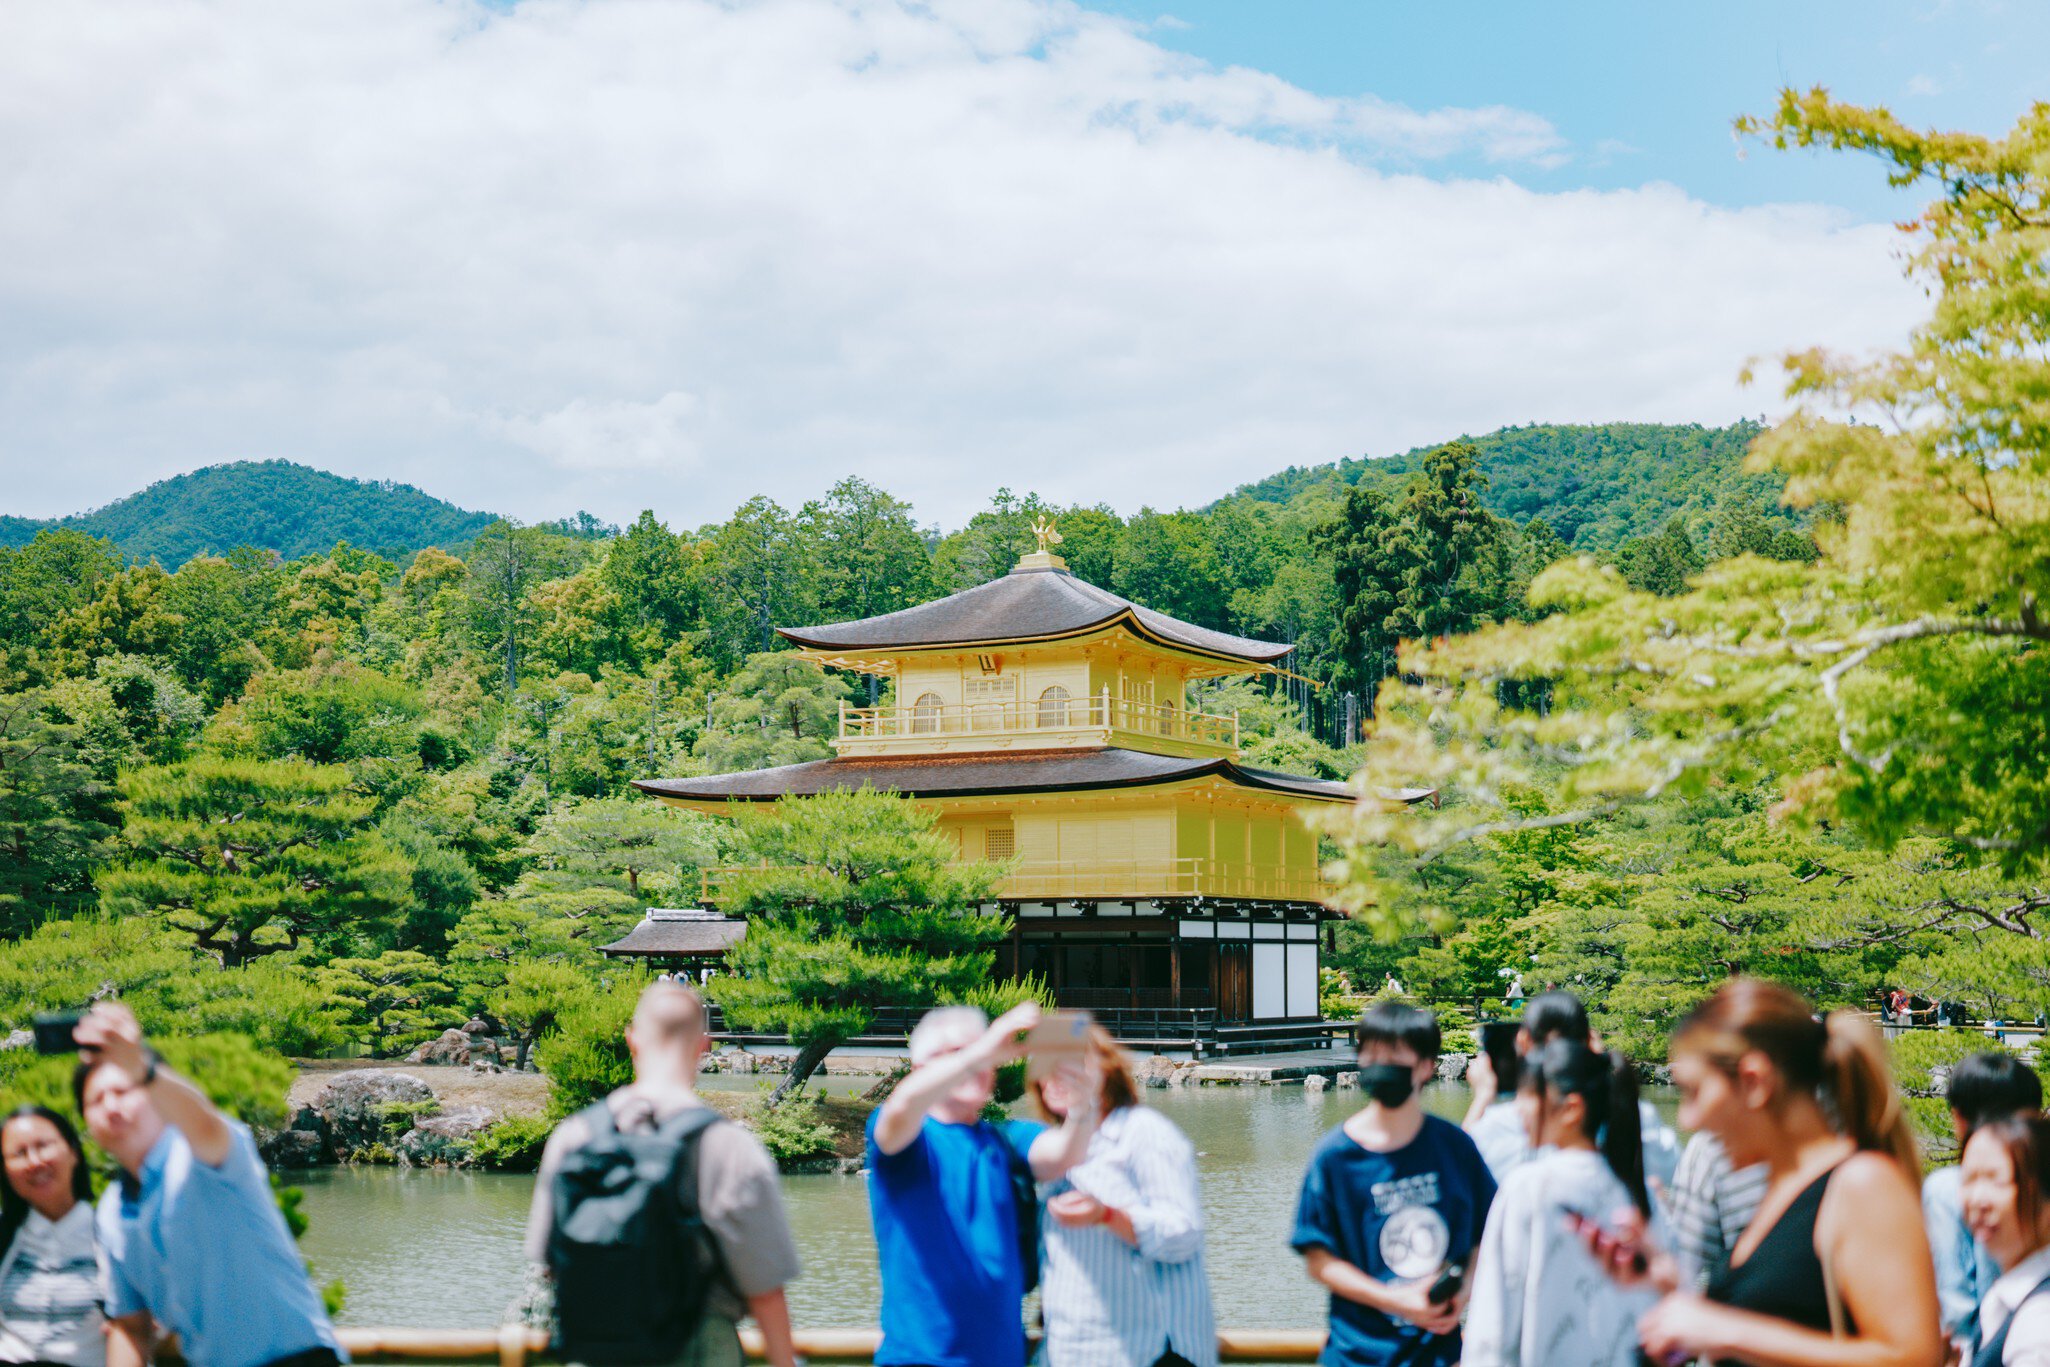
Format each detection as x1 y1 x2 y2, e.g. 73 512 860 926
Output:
294 1079 1682 1332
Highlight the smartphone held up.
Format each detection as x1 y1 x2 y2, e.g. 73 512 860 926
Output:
33 1011 82 1055
1023 1009 1093 1081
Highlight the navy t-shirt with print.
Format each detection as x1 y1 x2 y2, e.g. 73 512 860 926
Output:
1290 1113 1497 1367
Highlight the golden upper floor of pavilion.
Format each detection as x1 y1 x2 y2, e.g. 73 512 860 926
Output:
779 547 1292 761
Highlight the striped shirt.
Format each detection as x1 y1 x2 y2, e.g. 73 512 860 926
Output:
1666 1131 1769 1289
1041 1105 1216 1367
0 1202 107 1367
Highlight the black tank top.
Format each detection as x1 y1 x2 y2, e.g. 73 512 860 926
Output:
1705 1166 1843 1354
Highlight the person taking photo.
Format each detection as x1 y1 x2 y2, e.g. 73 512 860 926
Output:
866 1003 1100 1367
73 1003 344 1367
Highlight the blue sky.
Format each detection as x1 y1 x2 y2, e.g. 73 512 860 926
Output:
0 0 2036 527
1081 0 2045 218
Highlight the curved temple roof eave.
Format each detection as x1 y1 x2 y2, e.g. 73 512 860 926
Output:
770 565 1293 667
627 747 1419 808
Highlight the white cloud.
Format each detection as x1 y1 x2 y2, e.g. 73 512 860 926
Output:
0 0 1920 530
497 392 704 473
1906 73 1943 95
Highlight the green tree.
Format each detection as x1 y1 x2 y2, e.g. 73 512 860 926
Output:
1318 483 1403 695
319 950 456 1055
526 797 722 898
1329 94 2050 937
705 790 1009 1100
490 959 596 1070
0 691 116 932
806 478 934 624
0 530 125 660
697 653 854 773
703 498 817 665
99 757 413 967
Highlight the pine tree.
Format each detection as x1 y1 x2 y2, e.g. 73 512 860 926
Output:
705 790 1008 1101
99 757 412 967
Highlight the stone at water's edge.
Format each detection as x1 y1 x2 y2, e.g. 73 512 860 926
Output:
395 1106 495 1165
1435 1053 1470 1083
306 1069 436 1162
1303 1075 1327 1093
407 1029 475 1066
1336 1071 1359 1089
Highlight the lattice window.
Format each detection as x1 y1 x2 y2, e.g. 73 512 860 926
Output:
984 827 1016 860
911 692 943 734
1037 685 1071 728
964 677 1017 701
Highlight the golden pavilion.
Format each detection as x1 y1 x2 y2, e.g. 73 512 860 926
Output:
622 528 1420 1055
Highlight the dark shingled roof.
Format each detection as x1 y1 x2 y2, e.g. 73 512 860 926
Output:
776 563 1291 663
600 910 748 959
633 746 1361 804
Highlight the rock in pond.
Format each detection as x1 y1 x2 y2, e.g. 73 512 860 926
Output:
395 1105 495 1166
1435 1052 1470 1083
311 1069 436 1158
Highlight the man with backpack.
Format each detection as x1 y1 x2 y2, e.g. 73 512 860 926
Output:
866 1003 1101 1367
524 983 799 1367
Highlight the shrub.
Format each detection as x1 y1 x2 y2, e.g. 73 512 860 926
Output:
471 1115 554 1173
743 1090 836 1166
536 969 649 1118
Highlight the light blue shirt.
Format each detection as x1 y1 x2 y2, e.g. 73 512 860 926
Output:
1925 1164 2001 1343
1043 1106 1217 1367
97 1124 342 1367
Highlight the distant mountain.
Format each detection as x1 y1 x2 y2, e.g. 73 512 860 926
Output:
0 461 501 565
1228 420 1778 549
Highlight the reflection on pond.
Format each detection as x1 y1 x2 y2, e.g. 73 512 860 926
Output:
294 1080 1681 1331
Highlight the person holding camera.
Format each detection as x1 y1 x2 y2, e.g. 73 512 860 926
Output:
70 1003 344 1367
1291 1002 1496 1367
0 1105 104 1367
866 1003 1099 1367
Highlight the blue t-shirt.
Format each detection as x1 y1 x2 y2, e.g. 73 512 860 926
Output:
1290 1114 1497 1367
865 1111 1045 1367
97 1124 343 1367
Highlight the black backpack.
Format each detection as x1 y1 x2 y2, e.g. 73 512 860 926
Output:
546 1101 726 1365
984 1119 1041 1295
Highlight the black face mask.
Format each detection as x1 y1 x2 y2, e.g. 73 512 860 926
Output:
1360 1063 1415 1108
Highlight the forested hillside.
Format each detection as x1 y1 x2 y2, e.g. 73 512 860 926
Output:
1232 420 1775 549
0 460 499 565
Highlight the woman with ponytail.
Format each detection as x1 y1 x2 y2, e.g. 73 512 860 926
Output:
1465 1039 1656 1366
1587 978 1941 1367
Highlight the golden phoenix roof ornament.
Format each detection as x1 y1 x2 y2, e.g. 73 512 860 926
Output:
1030 515 1063 554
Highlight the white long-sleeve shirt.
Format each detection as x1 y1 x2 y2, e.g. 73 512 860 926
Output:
1463 1148 1655 1367
1041 1105 1217 1367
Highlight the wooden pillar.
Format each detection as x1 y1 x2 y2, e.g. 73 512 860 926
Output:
1169 927 1183 1007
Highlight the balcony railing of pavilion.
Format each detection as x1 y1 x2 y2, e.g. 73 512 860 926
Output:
837 693 1239 748
702 857 1331 906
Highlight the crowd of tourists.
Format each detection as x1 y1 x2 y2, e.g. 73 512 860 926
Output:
9 983 2050 1367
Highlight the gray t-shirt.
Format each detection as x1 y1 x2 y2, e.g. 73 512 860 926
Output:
524 1086 801 1327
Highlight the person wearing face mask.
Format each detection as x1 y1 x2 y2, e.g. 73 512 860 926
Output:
1462 1039 1656 1367
0 1107 104 1367
1960 1115 2050 1364
1291 1002 1496 1367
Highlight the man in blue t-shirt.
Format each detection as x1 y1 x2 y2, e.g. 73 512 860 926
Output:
866 1002 1099 1367
1292 1002 1496 1367
73 1002 344 1367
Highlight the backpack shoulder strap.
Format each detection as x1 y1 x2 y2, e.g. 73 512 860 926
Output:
576 1098 620 1139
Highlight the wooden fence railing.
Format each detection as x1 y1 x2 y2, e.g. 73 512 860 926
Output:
323 1327 1325 1365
